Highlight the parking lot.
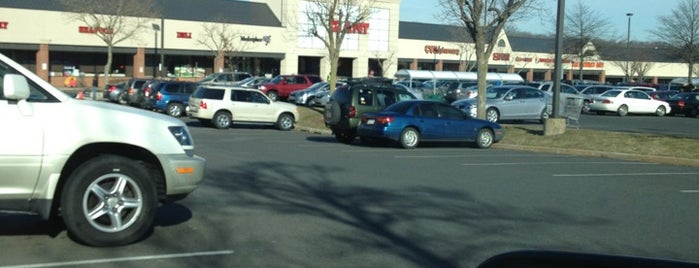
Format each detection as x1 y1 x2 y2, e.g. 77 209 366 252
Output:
1 123 698 267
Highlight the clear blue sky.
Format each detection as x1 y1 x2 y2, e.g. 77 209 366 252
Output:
399 0 673 42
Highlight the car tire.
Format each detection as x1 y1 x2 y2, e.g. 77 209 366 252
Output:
277 113 294 131
485 108 499 123
399 127 420 149
266 91 279 102
539 108 549 124
212 111 232 129
324 101 341 125
166 103 184 117
475 128 494 149
617 105 629 116
335 130 356 144
60 155 157 247
117 92 128 105
688 108 699 117
655 105 667 117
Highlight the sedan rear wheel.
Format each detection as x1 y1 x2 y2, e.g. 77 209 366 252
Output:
617 105 628 116
485 108 499 123
655 105 667 117
475 128 494 149
399 127 420 149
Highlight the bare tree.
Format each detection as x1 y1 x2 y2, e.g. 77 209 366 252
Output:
371 50 396 77
197 22 255 73
456 42 476 72
302 0 376 93
653 0 699 85
564 0 613 81
439 0 538 119
59 0 159 85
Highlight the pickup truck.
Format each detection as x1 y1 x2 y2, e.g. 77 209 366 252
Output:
0 53 206 246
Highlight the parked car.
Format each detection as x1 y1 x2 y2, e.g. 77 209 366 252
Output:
144 81 199 117
392 83 424 100
289 81 343 106
666 92 699 117
103 82 127 102
127 79 161 108
258 74 323 101
648 90 679 101
120 78 151 105
578 85 614 111
586 89 671 116
324 77 418 144
0 52 205 246
443 81 479 103
234 76 268 88
357 100 505 149
452 85 550 123
199 72 252 86
187 86 299 130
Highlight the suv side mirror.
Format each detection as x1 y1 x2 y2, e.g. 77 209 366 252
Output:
3 74 31 100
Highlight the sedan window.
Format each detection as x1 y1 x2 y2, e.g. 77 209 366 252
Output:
437 104 465 119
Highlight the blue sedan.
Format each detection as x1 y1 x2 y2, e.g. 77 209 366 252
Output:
357 100 505 149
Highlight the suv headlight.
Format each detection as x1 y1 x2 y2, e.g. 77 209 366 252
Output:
169 126 195 155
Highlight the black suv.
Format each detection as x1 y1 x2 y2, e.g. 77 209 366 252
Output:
324 78 417 143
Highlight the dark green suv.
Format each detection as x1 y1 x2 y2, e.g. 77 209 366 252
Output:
324 78 417 143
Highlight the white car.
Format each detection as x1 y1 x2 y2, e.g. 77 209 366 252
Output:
587 89 671 116
0 53 205 246
187 86 299 130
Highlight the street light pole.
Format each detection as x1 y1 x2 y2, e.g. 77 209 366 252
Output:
626 13 633 83
152 23 160 79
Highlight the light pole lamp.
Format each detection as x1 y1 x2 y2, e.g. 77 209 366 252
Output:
626 13 633 83
152 23 160 78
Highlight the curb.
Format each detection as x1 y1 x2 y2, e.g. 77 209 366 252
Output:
294 126 699 168
493 143 699 168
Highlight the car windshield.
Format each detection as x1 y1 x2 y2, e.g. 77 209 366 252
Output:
669 93 691 100
486 87 514 99
307 82 328 91
201 73 218 82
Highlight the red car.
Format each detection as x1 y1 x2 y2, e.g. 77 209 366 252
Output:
258 74 322 101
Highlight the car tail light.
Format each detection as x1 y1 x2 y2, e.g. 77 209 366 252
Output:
108 85 116 92
678 100 685 108
376 116 393 124
602 99 613 104
348 105 357 118
156 92 163 101
144 87 151 97
200 100 208 109
129 88 135 95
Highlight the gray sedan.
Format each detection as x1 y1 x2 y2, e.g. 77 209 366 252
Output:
452 85 550 123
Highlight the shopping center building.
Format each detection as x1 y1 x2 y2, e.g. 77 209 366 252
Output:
0 0 689 87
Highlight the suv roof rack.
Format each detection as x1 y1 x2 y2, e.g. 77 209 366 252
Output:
346 77 393 86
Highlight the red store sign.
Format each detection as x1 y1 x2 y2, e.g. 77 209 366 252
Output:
330 20 369 34
0 21 8 29
79 26 112 34
492 53 510 61
177 32 192 39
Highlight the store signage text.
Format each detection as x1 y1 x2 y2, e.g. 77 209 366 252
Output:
177 32 192 39
424 45 459 55
492 53 510 61
79 26 112 34
241 35 271 45
573 61 604 68
330 20 369 34
0 21 8 29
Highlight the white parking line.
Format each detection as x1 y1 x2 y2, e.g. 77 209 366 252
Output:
680 190 699 193
397 154 572 159
1 250 234 268
463 161 651 166
553 172 699 177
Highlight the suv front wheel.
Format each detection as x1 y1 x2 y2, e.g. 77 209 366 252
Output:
61 155 157 246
